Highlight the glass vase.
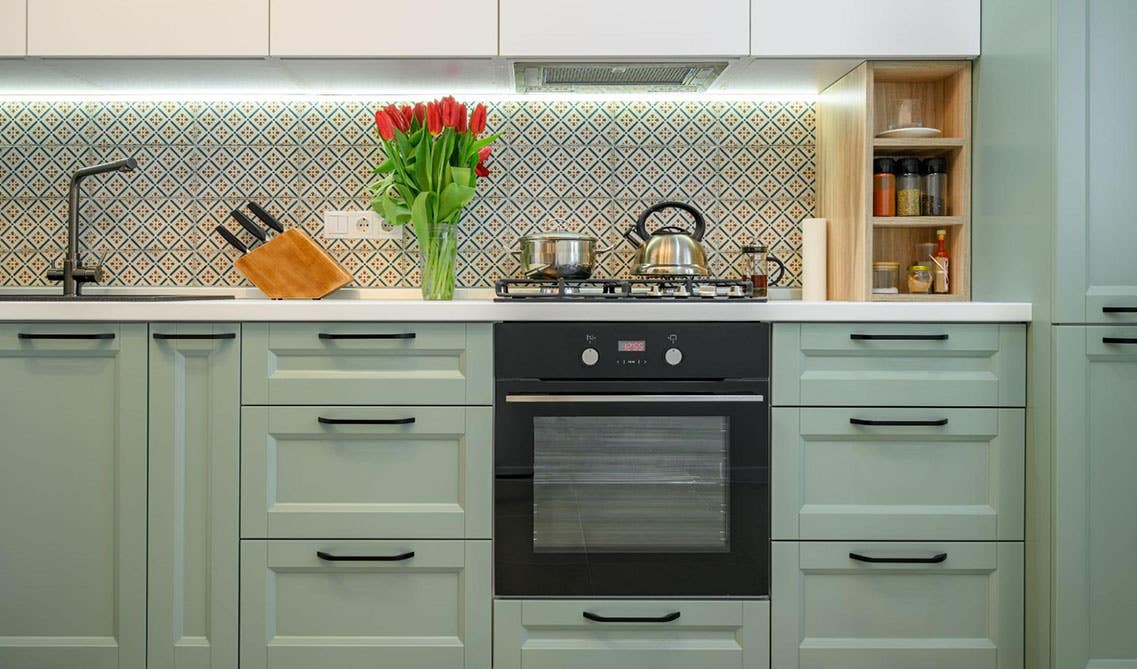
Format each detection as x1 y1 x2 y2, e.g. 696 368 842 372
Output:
419 220 459 300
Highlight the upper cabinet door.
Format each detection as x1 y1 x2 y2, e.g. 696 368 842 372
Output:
271 0 497 57
1056 0 1137 323
499 0 749 57
27 0 268 56
751 0 979 57
0 0 25 56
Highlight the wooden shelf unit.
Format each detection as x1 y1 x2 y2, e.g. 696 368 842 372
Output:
818 61 972 302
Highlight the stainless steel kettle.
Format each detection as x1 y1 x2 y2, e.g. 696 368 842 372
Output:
627 201 710 276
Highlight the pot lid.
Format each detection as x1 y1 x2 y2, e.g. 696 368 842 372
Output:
521 231 596 241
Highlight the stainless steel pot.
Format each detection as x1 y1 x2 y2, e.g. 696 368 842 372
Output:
628 201 709 276
518 231 605 280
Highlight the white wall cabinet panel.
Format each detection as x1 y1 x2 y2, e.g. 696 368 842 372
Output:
27 0 268 56
500 0 750 57
270 0 497 57
0 0 25 56
752 0 980 57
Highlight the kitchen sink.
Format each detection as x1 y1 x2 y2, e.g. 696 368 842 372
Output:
0 294 237 302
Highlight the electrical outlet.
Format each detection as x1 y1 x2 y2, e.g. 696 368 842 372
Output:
322 210 402 240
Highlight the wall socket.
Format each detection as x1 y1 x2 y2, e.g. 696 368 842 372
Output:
322 210 402 240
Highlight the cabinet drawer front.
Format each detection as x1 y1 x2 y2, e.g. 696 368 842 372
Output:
1087 293 1137 324
773 323 1026 407
772 541 1023 669
494 599 769 669
773 408 1024 540
241 323 491 405
241 406 490 539
0 322 124 352
240 540 490 669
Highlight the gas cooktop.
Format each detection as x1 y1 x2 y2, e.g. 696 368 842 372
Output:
494 277 760 301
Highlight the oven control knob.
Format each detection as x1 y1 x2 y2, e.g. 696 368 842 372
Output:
665 347 683 366
581 347 600 366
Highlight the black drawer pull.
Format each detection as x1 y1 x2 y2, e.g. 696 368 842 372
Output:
1102 337 1137 345
582 611 681 623
317 417 416 425
849 552 947 564
1102 307 1137 313
496 471 535 480
850 333 949 341
18 332 114 340
153 333 236 340
318 332 416 340
850 418 949 427
316 550 415 562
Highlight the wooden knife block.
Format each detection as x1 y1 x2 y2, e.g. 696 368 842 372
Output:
234 229 352 299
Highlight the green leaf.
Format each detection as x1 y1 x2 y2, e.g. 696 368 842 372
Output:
414 135 432 192
450 166 474 188
411 190 436 235
436 181 476 222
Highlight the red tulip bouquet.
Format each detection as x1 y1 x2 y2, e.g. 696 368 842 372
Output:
369 97 499 300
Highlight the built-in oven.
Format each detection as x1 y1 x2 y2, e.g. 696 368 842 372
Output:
494 322 770 598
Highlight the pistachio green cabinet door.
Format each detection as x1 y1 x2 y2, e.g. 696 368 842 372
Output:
148 324 241 669
0 323 147 669
1054 326 1137 668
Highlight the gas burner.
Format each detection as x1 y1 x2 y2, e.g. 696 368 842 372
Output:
495 277 760 301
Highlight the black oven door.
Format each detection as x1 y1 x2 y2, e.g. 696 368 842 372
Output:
494 380 769 598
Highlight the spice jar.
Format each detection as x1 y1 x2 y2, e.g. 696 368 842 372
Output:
740 243 787 299
896 157 923 216
873 158 897 217
923 157 948 215
872 261 900 294
907 265 934 293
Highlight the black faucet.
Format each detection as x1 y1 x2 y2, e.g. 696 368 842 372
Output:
47 157 138 296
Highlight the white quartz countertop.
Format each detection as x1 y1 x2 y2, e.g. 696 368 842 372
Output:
0 289 1033 322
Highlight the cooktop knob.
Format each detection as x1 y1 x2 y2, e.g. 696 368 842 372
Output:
665 347 683 366
581 347 599 366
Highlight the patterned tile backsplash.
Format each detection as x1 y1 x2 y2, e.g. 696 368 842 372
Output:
0 99 815 288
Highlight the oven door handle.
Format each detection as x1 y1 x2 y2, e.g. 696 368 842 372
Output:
582 611 682 623
505 394 764 403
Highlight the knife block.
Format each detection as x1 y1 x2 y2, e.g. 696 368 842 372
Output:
234 229 352 299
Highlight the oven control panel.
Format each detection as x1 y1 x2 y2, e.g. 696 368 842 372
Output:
495 322 769 380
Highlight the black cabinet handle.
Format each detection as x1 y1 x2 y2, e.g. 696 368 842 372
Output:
582 611 681 623
1102 337 1137 345
318 332 416 340
18 332 114 340
316 550 415 562
153 332 236 340
849 552 947 564
850 333 949 341
496 471 535 480
317 417 416 425
1103 307 1137 313
850 418 949 427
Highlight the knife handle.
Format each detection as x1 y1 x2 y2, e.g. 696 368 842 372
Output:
215 225 248 254
247 202 285 233
231 210 267 242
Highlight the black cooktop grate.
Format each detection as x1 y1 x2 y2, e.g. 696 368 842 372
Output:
494 277 761 302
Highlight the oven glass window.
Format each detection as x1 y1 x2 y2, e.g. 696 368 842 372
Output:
532 416 730 553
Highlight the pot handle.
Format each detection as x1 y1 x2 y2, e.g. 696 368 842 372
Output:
635 201 707 242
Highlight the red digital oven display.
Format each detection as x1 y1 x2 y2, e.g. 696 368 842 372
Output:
618 340 647 352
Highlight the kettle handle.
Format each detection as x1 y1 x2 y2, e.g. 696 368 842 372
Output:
635 201 706 242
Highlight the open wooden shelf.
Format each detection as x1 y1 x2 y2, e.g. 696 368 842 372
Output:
873 216 964 228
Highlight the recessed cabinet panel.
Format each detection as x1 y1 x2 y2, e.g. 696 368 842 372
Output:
752 0 979 57
0 0 25 55
270 0 497 56
27 0 268 56
499 0 749 56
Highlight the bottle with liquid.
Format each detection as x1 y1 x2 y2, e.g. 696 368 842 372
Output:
933 228 950 293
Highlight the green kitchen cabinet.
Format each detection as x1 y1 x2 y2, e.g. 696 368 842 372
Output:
1055 0 1137 323
241 405 491 539
493 599 769 669
1054 326 1137 668
241 322 492 406
240 539 490 669
772 541 1023 669
772 323 1027 407
148 324 241 669
0 323 147 669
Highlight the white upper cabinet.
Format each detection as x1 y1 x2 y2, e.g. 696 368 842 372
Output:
27 0 268 56
270 0 497 57
751 0 980 57
499 0 750 57
0 0 25 56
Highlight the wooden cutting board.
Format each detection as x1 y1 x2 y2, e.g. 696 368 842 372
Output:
234 229 352 299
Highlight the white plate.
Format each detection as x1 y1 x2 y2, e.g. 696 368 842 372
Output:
876 127 943 139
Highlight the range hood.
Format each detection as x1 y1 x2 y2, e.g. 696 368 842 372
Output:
513 61 727 93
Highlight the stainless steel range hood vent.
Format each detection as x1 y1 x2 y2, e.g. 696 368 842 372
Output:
513 62 727 93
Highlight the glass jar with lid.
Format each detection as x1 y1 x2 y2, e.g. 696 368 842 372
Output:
872 261 900 294
907 265 934 294
896 157 923 216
